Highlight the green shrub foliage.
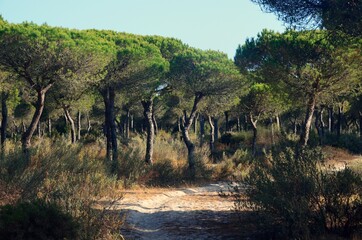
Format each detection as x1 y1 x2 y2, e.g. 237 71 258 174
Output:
0 200 78 240
232 146 362 239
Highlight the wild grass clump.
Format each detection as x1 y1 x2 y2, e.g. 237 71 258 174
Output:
228 144 362 239
0 138 123 240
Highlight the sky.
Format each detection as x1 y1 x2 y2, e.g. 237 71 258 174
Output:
0 0 285 58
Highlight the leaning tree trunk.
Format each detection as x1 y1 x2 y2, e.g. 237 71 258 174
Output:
250 114 258 156
207 115 215 152
1 92 8 152
22 89 47 152
64 107 76 144
315 109 323 145
142 99 155 165
300 94 317 146
181 93 203 179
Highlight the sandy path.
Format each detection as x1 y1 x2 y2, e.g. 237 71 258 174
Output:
116 182 241 240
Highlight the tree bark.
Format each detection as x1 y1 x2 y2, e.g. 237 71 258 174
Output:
300 94 317 146
152 113 158 136
213 117 218 143
22 89 47 151
207 115 215 152
1 92 8 151
181 93 203 179
142 99 155 165
77 111 81 141
276 115 281 132
102 86 118 174
64 107 76 144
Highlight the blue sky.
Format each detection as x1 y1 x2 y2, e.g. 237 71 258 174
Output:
0 0 285 58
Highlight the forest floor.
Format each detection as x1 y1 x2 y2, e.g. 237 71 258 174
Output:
115 182 247 240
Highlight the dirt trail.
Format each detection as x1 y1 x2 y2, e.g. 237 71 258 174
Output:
116 182 242 240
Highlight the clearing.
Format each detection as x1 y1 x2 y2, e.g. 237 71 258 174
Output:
116 182 243 240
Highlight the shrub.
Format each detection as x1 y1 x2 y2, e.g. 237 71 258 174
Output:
324 133 362 154
0 200 78 240
230 145 362 239
0 139 124 240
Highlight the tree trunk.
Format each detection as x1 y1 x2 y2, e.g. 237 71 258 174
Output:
181 93 203 179
199 115 205 147
250 114 258 156
315 109 322 145
142 99 155 165
224 111 229 132
152 113 158 136
109 87 118 174
208 115 215 152
244 115 248 131
64 107 76 144
236 117 241 132
130 114 134 132
22 89 47 151
194 113 198 134
1 92 8 151
213 117 218 143
276 115 281 132
300 94 317 146
37 121 41 138
77 111 81 141
359 112 362 138
328 107 334 133
48 118 52 137
270 117 275 145
125 109 130 139
337 105 343 138
320 109 325 137
87 113 91 133
102 86 118 174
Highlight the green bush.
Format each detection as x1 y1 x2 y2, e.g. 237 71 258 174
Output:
324 133 362 154
0 200 78 240
0 139 123 240
230 145 362 239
